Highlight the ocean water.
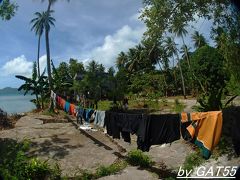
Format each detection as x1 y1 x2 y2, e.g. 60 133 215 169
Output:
0 94 35 114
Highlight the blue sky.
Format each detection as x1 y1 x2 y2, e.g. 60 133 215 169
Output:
0 0 145 88
0 0 213 89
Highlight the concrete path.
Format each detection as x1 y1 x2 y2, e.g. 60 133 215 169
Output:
0 115 120 176
98 166 159 180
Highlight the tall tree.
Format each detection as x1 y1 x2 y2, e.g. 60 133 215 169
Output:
116 52 128 70
30 12 45 78
164 37 186 99
192 31 207 49
39 10 55 93
0 0 17 20
171 20 191 68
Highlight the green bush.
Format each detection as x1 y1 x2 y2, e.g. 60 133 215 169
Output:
183 151 204 172
126 149 153 168
0 139 61 180
96 161 127 178
75 160 127 180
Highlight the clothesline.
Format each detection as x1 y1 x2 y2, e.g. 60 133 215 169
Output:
50 91 223 159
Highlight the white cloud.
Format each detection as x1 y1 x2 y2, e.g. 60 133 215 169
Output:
1 54 47 77
1 55 33 77
88 25 146 68
130 8 144 22
39 55 47 74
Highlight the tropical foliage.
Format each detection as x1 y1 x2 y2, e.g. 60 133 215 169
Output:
0 0 17 20
15 62 48 109
14 0 240 112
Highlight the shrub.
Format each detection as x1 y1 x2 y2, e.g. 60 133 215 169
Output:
0 139 61 180
95 160 127 178
126 149 153 168
183 151 204 172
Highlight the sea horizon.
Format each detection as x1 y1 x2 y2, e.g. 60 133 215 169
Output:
0 93 35 114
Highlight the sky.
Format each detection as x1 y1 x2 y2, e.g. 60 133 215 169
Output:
0 0 213 89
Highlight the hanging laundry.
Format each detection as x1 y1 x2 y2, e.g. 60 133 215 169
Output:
85 109 94 123
181 111 222 159
138 114 181 152
69 103 75 115
94 110 105 127
60 98 66 110
105 112 149 145
222 107 240 156
76 107 84 124
50 90 57 108
90 110 96 123
64 101 70 113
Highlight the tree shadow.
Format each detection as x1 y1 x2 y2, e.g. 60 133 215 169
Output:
29 136 83 160
66 115 114 151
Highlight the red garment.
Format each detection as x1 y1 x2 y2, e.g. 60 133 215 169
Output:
60 98 65 110
69 103 76 116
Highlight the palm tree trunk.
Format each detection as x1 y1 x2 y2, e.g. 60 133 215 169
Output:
35 94 40 109
172 56 177 89
45 29 53 111
45 30 52 90
181 35 206 94
47 0 52 12
176 53 186 99
158 61 168 97
181 35 191 68
37 34 41 78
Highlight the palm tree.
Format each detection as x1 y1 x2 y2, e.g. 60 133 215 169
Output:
31 10 55 110
42 10 55 93
126 45 146 73
164 37 186 99
171 20 191 68
87 60 99 73
30 12 44 78
116 52 128 70
172 21 206 95
191 31 207 49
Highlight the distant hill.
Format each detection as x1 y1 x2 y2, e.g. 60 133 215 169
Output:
0 87 25 95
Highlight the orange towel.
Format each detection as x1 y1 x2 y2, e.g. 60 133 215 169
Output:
181 111 222 158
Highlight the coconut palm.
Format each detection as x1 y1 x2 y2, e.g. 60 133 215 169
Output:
171 20 191 68
30 12 44 78
164 37 186 99
43 10 55 93
116 52 128 70
191 31 207 49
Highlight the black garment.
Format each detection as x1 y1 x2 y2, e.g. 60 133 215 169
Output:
105 111 148 144
105 112 120 139
181 121 192 142
105 112 181 152
139 114 181 152
223 107 240 156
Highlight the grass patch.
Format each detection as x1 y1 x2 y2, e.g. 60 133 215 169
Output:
172 99 185 113
42 109 57 117
212 136 234 159
128 99 174 111
126 149 153 168
0 139 61 180
98 100 111 111
75 160 127 180
183 151 205 172
95 160 127 177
